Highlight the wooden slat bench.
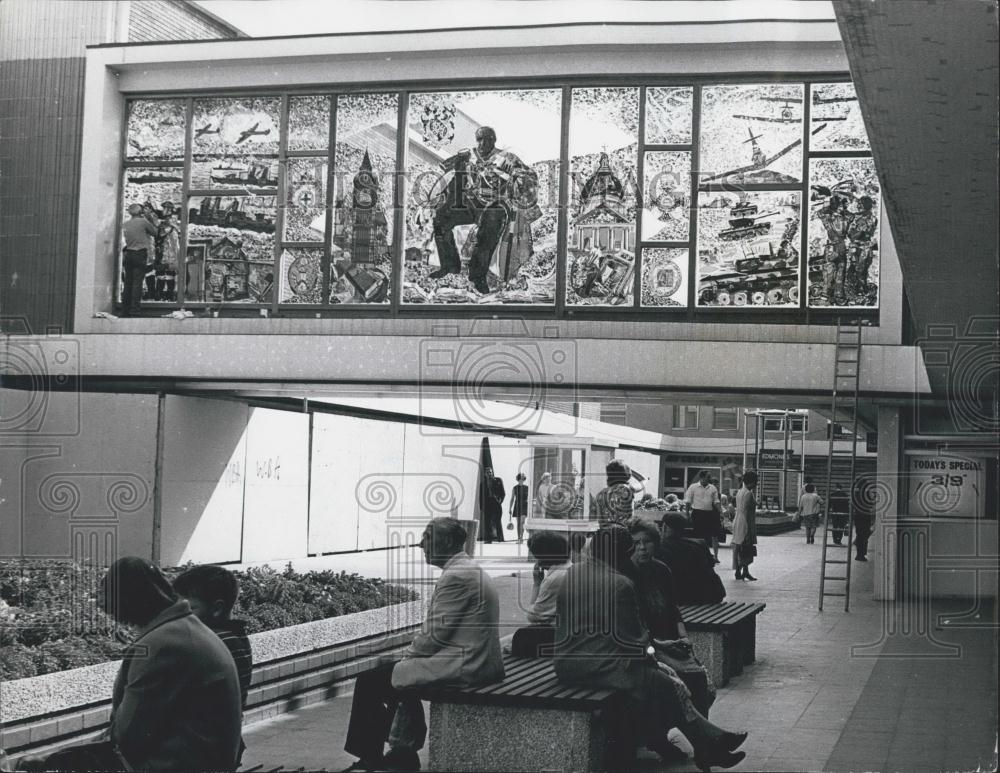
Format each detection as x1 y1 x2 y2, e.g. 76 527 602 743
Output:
679 601 766 687
415 653 631 772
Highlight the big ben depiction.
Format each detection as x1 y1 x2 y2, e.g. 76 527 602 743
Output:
350 150 388 266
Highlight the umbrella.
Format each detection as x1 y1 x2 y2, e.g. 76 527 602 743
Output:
474 437 494 542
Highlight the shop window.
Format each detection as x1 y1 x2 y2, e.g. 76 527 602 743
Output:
279 248 323 303
764 414 808 433
810 83 869 152
125 99 186 162
672 405 699 429
284 158 327 243
713 407 739 430
645 87 693 145
287 95 331 152
640 247 687 307
641 151 690 242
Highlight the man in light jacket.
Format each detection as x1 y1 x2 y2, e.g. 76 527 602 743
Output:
343 518 504 772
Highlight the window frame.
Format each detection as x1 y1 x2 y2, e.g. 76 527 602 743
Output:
116 73 878 324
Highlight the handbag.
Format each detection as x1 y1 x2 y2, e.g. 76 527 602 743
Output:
506 519 514 531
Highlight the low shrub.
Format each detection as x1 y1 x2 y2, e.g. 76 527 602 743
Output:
0 560 417 681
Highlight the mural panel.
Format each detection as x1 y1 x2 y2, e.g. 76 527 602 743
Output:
641 151 690 242
288 95 331 152
567 87 639 306
279 247 323 303
808 158 880 308
697 191 802 307
641 248 688 307
120 170 184 304
284 158 328 242
330 93 397 304
125 99 186 162
699 84 805 187
190 98 280 198
185 194 276 303
810 83 869 152
644 87 693 145
403 89 560 304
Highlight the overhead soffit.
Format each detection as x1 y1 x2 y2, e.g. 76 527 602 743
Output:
833 2 999 357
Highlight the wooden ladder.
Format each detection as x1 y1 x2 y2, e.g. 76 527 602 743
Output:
819 318 862 611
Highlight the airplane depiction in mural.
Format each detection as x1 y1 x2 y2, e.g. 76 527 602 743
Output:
236 122 271 144
195 123 220 139
734 97 801 123
701 124 828 185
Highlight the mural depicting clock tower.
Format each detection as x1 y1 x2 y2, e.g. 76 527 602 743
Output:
349 150 389 266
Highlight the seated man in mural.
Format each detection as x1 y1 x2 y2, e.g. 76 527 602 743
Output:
430 126 540 294
342 518 504 772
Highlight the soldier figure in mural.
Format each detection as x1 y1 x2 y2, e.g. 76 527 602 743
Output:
817 193 850 304
430 126 540 295
847 195 877 294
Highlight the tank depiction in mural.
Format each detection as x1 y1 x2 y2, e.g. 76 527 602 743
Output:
697 191 801 307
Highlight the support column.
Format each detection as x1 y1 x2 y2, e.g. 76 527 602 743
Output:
874 404 903 601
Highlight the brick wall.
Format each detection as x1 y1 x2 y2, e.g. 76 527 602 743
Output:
129 0 241 42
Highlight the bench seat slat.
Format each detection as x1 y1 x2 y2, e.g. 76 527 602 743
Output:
486 664 558 696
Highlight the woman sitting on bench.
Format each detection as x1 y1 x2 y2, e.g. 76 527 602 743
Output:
553 525 748 772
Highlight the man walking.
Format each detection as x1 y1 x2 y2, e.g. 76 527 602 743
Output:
342 518 504 771
828 483 850 546
684 470 721 551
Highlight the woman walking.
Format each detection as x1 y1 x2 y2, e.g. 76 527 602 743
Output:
509 473 529 542
732 471 758 582
798 483 824 544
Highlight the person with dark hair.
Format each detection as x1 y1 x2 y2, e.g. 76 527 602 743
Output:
19 557 243 773
659 512 727 604
343 518 504 772
484 474 506 543
828 483 850 546
853 480 874 561
732 471 759 581
684 470 721 549
510 531 571 657
509 472 530 542
798 482 824 544
594 459 635 525
628 518 715 722
173 566 253 707
554 526 747 771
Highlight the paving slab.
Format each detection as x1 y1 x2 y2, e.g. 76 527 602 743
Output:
240 531 997 773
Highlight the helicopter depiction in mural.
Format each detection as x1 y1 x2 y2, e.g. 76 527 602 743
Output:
236 122 271 144
195 123 221 139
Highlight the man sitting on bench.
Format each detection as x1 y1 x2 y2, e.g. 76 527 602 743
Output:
342 518 504 772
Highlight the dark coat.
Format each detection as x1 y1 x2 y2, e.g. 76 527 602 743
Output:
658 536 726 605
111 600 243 772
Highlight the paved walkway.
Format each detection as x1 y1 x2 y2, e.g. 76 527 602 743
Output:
241 531 998 772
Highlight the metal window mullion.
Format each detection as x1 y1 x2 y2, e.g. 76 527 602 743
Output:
324 93 337 307
391 91 408 316
272 94 289 314
634 86 647 309
555 86 571 317
687 85 702 315
178 97 194 306
800 84 812 311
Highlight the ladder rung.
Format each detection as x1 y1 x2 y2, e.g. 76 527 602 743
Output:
822 592 847 597
824 559 849 564
824 543 849 548
824 576 848 581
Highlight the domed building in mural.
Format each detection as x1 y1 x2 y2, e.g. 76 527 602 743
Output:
573 152 632 253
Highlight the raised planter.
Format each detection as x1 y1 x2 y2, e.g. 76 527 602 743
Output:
0 598 428 758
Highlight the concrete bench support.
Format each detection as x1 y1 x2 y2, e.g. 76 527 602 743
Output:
428 702 606 773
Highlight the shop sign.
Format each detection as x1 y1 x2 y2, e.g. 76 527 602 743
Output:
906 456 983 518
758 449 799 469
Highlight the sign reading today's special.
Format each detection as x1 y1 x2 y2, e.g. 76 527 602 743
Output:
906 456 984 518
